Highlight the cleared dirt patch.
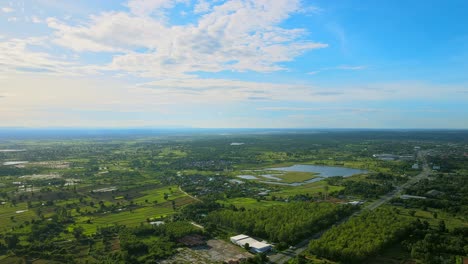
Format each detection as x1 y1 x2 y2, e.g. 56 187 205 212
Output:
161 239 253 264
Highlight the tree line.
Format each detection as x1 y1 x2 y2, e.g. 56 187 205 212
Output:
207 202 355 245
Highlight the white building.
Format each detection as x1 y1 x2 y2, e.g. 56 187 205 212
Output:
230 234 272 253
230 234 249 244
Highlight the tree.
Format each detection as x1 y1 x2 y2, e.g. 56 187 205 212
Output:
324 185 329 200
438 220 446 233
73 226 85 239
5 234 19 249
244 243 250 251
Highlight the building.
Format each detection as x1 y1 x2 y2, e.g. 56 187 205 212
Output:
412 163 419 169
347 200 364 206
399 155 415 161
373 154 399 161
230 234 272 254
230 234 249 244
401 194 426 200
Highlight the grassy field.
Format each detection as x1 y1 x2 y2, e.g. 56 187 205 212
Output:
133 185 185 204
217 197 286 210
270 181 344 198
0 203 36 231
70 205 177 235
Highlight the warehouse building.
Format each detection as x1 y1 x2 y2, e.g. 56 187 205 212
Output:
230 234 272 253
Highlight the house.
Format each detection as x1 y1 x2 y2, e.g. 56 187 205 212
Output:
412 163 419 169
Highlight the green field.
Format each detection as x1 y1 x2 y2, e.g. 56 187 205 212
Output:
133 185 185 204
218 197 286 210
0 203 36 231
70 204 179 235
270 181 344 198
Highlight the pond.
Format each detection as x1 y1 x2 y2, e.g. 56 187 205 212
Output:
237 175 259 180
268 164 368 177
261 164 368 186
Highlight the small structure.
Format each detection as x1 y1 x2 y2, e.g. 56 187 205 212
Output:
347 200 364 206
149 221 165 226
433 165 441 170
412 163 419 169
230 234 272 254
373 154 399 161
401 194 426 200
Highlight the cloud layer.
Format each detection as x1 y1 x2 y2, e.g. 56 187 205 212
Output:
45 0 326 77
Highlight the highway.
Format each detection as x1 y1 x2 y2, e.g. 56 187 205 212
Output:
268 151 431 264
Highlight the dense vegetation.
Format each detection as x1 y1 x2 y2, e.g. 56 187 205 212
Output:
308 208 414 263
5 221 202 264
396 170 468 217
402 220 468 264
326 172 403 198
207 202 355 244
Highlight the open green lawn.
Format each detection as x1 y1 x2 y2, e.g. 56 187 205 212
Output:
133 185 185 204
217 197 286 210
0 203 36 231
270 181 344 198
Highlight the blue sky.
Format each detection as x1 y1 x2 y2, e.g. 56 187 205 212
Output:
0 0 467 128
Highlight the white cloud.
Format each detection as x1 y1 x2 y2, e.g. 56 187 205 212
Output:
47 0 327 77
194 0 211 14
0 37 102 76
0 38 66 72
1 7 14 13
126 0 188 16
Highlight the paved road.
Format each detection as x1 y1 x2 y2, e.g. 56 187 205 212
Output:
268 152 431 264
